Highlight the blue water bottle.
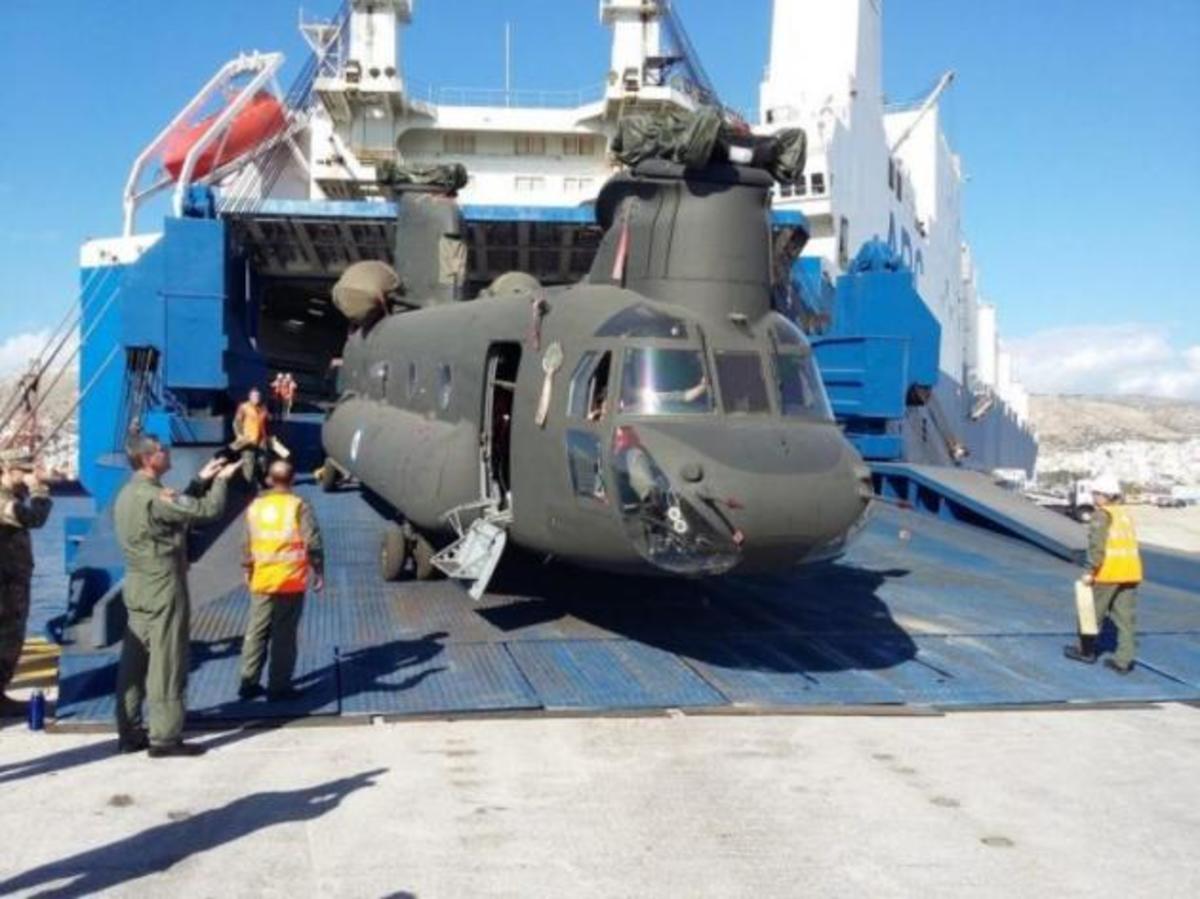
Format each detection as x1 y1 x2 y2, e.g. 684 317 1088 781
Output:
28 690 46 731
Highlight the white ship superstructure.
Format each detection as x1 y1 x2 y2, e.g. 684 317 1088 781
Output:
761 0 1029 425
107 0 1036 475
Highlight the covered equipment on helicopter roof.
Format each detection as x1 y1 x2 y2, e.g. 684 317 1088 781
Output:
376 161 470 194
611 107 806 185
332 260 401 325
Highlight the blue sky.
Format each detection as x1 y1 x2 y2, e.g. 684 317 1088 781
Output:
1 1 1198 395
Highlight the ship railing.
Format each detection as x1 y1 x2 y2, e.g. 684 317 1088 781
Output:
412 83 607 109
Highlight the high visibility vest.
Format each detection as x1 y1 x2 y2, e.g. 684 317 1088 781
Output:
246 492 309 595
1095 505 1143 585
239 403 269 446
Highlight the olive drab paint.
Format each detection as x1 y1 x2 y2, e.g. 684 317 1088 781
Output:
323 158 873 581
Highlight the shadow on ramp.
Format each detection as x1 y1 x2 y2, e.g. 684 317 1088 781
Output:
482 554 920 676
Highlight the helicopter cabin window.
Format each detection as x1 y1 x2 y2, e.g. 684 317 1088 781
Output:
774 352 833 420
568 351 612 421
406 361 419 400
714 351 770 414
596 304 688 339
619 348 712 416
437 363 453 410
367 361 389 401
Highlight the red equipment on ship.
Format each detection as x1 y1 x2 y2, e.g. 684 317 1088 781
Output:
162 91 286 181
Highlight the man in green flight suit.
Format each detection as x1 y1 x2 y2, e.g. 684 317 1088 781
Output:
0 456 53 717
113 435 240 756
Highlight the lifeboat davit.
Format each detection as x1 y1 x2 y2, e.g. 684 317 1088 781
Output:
163 92 287 181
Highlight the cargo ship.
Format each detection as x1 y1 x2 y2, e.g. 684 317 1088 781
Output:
17 1 1200 729
52 0 1033 515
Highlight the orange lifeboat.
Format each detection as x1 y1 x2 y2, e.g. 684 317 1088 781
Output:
163 92 287 181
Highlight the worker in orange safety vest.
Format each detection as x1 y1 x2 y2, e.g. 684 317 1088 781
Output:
232 387 270 484
1063 473 1142 674
238 459 324 701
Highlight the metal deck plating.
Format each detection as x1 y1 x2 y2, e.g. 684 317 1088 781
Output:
47 482 1200 726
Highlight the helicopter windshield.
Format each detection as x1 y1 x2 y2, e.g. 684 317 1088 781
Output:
618 348 713 416
775 351 834 420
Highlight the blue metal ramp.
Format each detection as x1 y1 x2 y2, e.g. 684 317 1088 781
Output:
45 480 1200 725
873 462 1089 562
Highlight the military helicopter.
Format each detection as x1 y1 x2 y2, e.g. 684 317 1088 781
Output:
321 113 873 598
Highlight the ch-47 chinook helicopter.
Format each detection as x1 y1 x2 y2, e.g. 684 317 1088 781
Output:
321 112 873 599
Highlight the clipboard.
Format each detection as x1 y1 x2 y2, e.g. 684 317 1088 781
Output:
1074 579 1098 636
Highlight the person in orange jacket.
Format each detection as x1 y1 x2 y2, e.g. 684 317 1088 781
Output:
238 459 324 701
232 387 270 483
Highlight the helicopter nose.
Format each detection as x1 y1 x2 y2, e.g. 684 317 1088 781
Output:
609 421 871 573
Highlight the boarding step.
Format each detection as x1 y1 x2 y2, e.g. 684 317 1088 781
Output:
432 500 514 600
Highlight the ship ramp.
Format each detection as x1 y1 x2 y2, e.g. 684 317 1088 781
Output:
42 475 1200 726
871 462 1196 593
872 462 1088 563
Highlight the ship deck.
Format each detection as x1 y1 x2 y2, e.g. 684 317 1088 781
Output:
40 480 1200 726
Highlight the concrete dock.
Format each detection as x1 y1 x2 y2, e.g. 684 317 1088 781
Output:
2 706 1198 897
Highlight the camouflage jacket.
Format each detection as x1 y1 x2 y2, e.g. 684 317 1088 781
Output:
0 482 53 577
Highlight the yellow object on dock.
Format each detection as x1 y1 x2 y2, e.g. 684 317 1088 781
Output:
1074 579 1098 637
10 638 60 690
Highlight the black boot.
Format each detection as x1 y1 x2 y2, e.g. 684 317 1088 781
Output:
1104 658 1134 675
148 741 207 758
1063 635 1097 664
117 731 150 754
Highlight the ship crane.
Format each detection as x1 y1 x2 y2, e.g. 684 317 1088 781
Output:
889 70 955 154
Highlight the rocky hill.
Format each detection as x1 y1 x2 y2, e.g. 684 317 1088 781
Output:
1030 395 1200 489
0 372 78 476
1030 395 1200 451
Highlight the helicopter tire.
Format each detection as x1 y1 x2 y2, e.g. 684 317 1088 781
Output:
380 523 410 582
411 532 438 581
318 459 339 493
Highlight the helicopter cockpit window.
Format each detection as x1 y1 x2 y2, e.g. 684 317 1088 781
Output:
772 316 809 347
596 304 689 340
775 352 834 420
567 352 599 419
565 430 606 501
619 348 712 416
568 351 613 421
714 351 770 414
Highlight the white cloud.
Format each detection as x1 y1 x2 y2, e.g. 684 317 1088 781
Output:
1007 324 1200 400
0 330 51 378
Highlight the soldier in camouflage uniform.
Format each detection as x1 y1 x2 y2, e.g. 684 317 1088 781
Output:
113 435 240 755
0 457 52 717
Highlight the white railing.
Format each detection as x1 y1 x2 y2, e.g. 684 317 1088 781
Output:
409 82 606 110
121 52 286 235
